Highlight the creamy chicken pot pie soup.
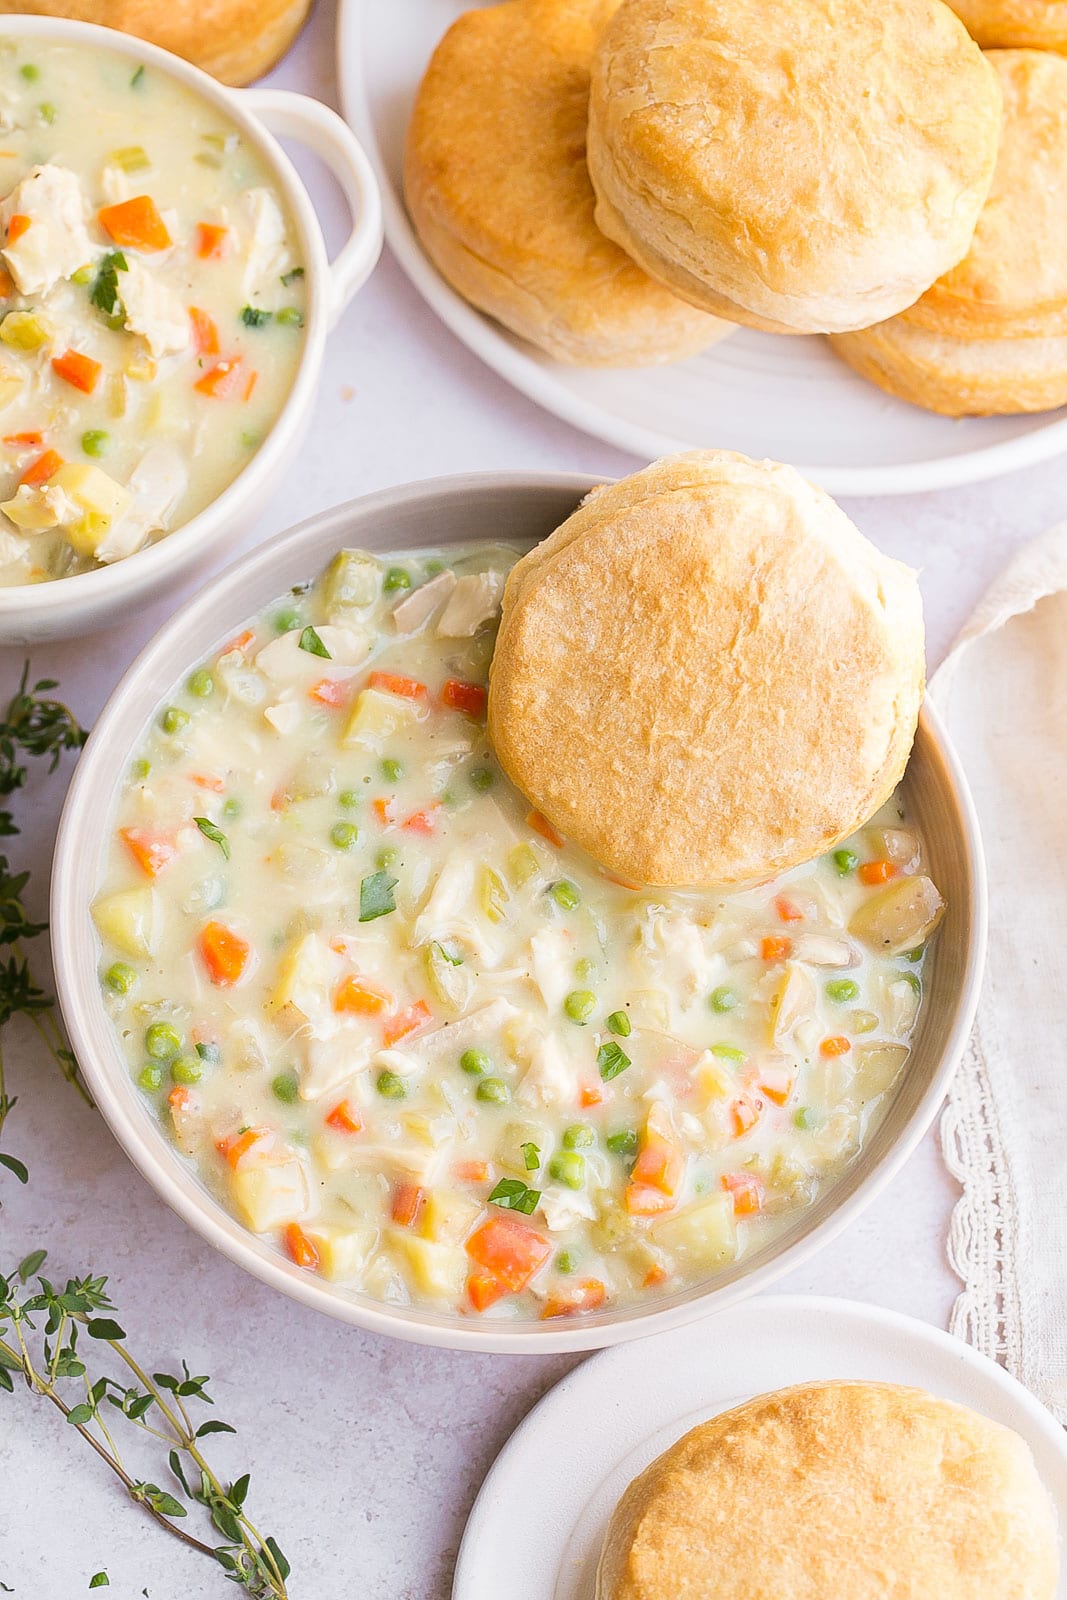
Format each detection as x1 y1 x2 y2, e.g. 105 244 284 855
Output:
92 544 946 1321
0 41 307 585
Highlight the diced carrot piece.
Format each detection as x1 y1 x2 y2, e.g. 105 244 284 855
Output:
52 349 102 394
18 447 62 488
527 810 563 848
372 796 395 826
0 264 14 297
468 1269 507 1312
120 825 177 878
729 1094 761 1138
774 895 804 923
820 1035 852 1057
308 678 349 708
283 1222 320 1272
643 1264 668 1289
188 306 219 356
579 1082 603 1109
467 1215 551 1294
325 1099 364 1135
453 1160 490 1184
401 805 440 836
189 772 225 792
3 431 42 447
195 222 228 259
722 1171 763 1215
6 213 30 245
194 357 244 399
168 1085 197 1114
367 671 427 701
391 1182 425 1227
441 678 487 718
216 1126 273 1170
98 195 171 251
382 999 432 1048
541 1278 607 1319
243 370 258 402
223 628 255 654
630 1104 684 1195
334 975 392 1015
624 1184 676 1217
761 935 793 962
859 860 897 886
758 1062 796 1107
198 920 251 987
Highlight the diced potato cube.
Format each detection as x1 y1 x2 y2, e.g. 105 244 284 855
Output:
0 366 23 411
300 1223 375 1282
268 931 338 1025
769 963 818 1047
653 1193 738 1269
231 1158 310 1232
341 687 416 749
0 310 52 350
50 463 132 558
419 1189 481 1246
852 1042 909 1099
849 876 945 956
694 1049 734 1105
323 548 380 619
91 886 158 957
1 485 60 530
389 1230 467 1299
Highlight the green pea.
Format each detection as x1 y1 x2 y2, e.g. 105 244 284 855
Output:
709 986 739 1013
380 758 403 782
562 1124 594 1150
37 101 56 123
425 560 444 576
549 1150 585 1189
339 789 360 809
556 1250 577 1274
469 767 494 793
104 962 136 995
187 668 214 698
563 989 596 1024
376 1070 407 1100
222 798 241 819
904 946 925 962
606 1129 638 1159
833 848 859 876
574 957 597 982
383 566 411 593
273 607 303 634
272 1071 299 1104
711 1043 746 1062
160 706 189 736
826 978 859 1004
550 879 581 911
137 1063 163 1092
144 1022 181 1061
276 306 304 326
131 758 151 781
81 429 109 457
170 1055 203 1085
460 1048 490 1076
20 63 39 81
330 821 359 850
606 1010 631 1037
793 1107 822 1131
476 1076 509 1104
377 846 398 869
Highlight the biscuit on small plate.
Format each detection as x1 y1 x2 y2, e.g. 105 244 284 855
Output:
832 50 1067 415
946 0 1067 51
403 0 730 366
596 1381 1059 1600
585 0 1002 336
488 451 924 888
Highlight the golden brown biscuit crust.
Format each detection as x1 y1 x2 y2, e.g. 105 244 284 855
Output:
586 0 1002 334
596 1382 1060 1600
403 0 731 366
488 452 924 888
0 0 311 86
831 318 1067 416
946 0 1067 50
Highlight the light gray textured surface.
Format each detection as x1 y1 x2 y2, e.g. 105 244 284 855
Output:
0 4 1063 1595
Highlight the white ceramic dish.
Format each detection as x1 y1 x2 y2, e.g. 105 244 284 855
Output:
452 1295 1067 1598
337 0 1067 498
52 474 986 1354
0 15 383 645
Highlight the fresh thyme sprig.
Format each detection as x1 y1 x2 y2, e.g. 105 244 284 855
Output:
0 1258 290 1596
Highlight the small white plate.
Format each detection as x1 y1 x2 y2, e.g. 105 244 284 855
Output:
337 0 1067 497
452 1296 1067 1599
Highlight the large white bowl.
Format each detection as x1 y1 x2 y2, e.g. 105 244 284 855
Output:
0 15 383 644
52 474 987 1353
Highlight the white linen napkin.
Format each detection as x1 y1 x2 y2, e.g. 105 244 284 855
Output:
931 524 1067 1424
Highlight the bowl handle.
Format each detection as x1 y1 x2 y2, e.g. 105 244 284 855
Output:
238 88 383 329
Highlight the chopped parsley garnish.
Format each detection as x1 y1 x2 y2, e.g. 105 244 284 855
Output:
240 305 272 327
597 1040 631 1081
521 1141 541 1172
359 870 398 923
89 251 128 324
432 940 463 967
130 65 145 88
488 1178 540 1215
298 625 330 658
193 816 230 859
195 1040 221 1064
281 266 304 286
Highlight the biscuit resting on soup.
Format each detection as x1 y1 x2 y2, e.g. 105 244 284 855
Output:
403 0 730 365
596 1381 1059 1600
488 451 924 887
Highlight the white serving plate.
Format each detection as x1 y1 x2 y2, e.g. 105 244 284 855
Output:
337 0 1067 497
452 1295 1067 1599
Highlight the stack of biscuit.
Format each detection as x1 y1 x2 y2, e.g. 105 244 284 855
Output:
407 0 1067 416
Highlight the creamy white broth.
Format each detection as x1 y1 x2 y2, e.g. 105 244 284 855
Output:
0 40 306 585
91 544 945 1321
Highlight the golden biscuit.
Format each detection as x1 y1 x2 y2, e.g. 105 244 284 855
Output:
831 51 1067 415
488 452 924 888
403 0 731 366
585 0 1002 335
597 1382 1059 1600
945 0 1067 51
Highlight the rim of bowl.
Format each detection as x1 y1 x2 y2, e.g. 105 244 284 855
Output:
0 15 330 618
51 471 989 1353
